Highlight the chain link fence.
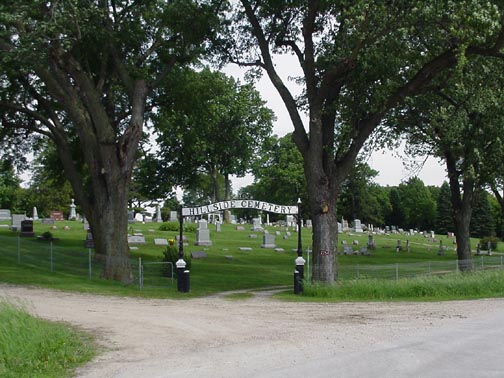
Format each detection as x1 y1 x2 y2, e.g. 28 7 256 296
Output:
2 235 503 288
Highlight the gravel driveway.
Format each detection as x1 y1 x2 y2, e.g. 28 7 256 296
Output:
2 284 503 378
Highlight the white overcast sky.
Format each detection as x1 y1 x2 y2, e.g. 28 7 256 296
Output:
223 56 448 191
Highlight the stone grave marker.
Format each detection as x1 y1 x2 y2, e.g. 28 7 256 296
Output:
128 211 135 223
154 238 169 246
41 218 55 224
353 219 363 233
251 217 263 232
11 214 26 231
169 211 178 222
32 207 39 221
261 234 276 249
342 245 353 255
69 199 77 220
50 211 64 221
84 231 94 248
20 220 35 237
0 209 11 221
359 246 370 256
215 222 221 232
191 251 207 259
128 234 146 244
306 219 312 228
195 219 212 246
248 234 258 239
236 226 245 231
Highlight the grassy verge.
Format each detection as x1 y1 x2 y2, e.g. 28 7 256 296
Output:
287 270 504 302
0 300 96 378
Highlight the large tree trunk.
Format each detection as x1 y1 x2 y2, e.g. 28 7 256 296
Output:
446 154 474 271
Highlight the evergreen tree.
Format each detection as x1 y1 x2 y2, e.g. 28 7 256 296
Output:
435 182 455 235
471 190 495 238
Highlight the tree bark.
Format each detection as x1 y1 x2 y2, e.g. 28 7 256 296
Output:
446 154 474 271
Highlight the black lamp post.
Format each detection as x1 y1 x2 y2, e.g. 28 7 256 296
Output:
177 204 189 292
294 198 305 294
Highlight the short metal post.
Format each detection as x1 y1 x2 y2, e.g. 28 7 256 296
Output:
139 257 142 289
294 270 301 295
50 240 53 272
356 264 360 280
176 259 188 292
182 270 190 292
88 248 92 279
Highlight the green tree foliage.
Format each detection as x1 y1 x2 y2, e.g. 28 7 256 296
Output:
392 56 504 268
470 190 495 238
0 159 21 210
338 161 391 226
435 182 455 235
218 0 504 282
0 0 224 282
154 67 274 203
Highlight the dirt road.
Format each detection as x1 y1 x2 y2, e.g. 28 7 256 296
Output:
2 284 503 378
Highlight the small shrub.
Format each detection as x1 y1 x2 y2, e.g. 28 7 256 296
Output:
480 236 499 251
159 222 197 233
161 245 191 277
41 231 53 241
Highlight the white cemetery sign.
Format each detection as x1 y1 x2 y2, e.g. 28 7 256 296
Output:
181 200 298 216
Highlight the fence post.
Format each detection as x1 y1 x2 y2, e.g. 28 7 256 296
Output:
356 264 360 280
17 236 20 264
50 240 53 272
139 257 142 289
88 248 92 279
395 263 399 281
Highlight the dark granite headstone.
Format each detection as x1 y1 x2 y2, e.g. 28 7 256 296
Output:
84 231 94 248
20 220 35 237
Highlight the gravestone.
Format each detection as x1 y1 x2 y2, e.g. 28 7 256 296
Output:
261 234 276 249
128 211 135 223
191 251 207 259
396 239 402 252
248 234 258 239
41 218 55 225
359 246 370 256
50 211 64 221
156 204 163 223
32 207 39 221
251 218 263 232
353 219 363 233
438 240 444 256
175 235 187 242
306 219 312 228
84 231 94 248
154 238 169 246
338 222 342 233
128 234 146 244
342 245 353 255
367 234 376 250
275 231 281 236
0 209 11 221
11 214 26 231
476 243 482 256
215 222 221 232
195 219 212 246
286 215 295 227
20 220 35 237
69 199 76 220
169 211 178 222
236 226 245 231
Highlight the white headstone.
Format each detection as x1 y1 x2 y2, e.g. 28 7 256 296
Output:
169 211 178 222
195 219 211 246
156 204 163 223
251 218 263 231
353 219 363 233
261 234 276 249
69 199 76 220
32 207 39 221
0 209 11 221
128 234 146 244
12 214 26 230
154 238 169 246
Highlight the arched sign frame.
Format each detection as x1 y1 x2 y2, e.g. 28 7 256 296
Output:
176 199 304 292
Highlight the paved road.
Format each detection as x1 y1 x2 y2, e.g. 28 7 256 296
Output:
258 307 504 378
